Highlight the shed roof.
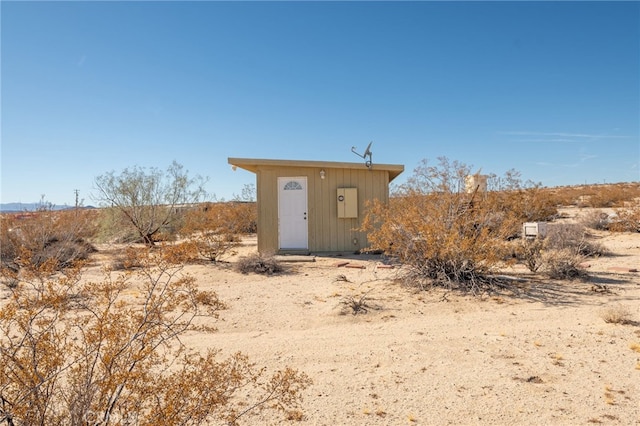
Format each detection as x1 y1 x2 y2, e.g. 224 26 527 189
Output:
228 157 405 182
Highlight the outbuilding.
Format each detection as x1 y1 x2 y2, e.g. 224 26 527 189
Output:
228 157 404 254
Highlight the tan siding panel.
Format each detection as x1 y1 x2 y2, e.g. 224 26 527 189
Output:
319 169 331 251
328 168 339 251
252 163 394 253
259 168 274 253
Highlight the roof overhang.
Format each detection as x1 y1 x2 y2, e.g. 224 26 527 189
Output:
228 157 404 182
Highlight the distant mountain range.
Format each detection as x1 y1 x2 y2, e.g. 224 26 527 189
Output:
0 203 96 213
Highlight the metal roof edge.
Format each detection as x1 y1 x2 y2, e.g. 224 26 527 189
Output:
227 157 404 180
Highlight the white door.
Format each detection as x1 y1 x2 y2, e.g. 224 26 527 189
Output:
278 177 308 249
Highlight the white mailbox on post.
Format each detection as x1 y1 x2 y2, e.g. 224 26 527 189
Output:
337 188 358 218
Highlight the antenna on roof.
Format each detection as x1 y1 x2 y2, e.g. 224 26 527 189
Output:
351 141 373 170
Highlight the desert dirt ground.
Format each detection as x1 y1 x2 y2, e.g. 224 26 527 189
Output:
12 207 639 425
181 233 639 426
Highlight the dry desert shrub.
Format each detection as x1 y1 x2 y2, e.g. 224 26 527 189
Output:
235 252 284 275
183 201 257 236
1 207 98 273
159 240 201 264
225 201 257 234
0 248 310 425
548 185 584 206
195 232 239 262
515 223 603 275
362 192 507 293
545 223 607 257
516 241 589 278
181 201 256 262
0 216 20 272
286 409 305 421
580 209 613 230
600 305 633 325
362 158 603 286
581 183 640 208
517 237 545 273
339 291 373 315
497 186 559 226
515 224 594 280
547 183 640 208
362 157 554 293
542 248 588 280
608 202 640 233
580 203 640 233
109 245 146 271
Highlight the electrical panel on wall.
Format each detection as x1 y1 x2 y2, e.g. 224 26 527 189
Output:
337 188 358 218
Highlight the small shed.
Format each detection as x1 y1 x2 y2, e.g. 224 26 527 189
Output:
228 157 404 254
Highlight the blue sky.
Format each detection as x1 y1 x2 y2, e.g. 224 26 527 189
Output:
2 1 639 206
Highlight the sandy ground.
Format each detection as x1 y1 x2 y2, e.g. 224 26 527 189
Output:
190 208 639 425
197 208 639 426
6 208 639 425
183 237 639 426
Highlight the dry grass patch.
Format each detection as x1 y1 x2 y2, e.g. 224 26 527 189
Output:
339 290 375 316
235 252 284 275
600 305 633 325
542 249 589 280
